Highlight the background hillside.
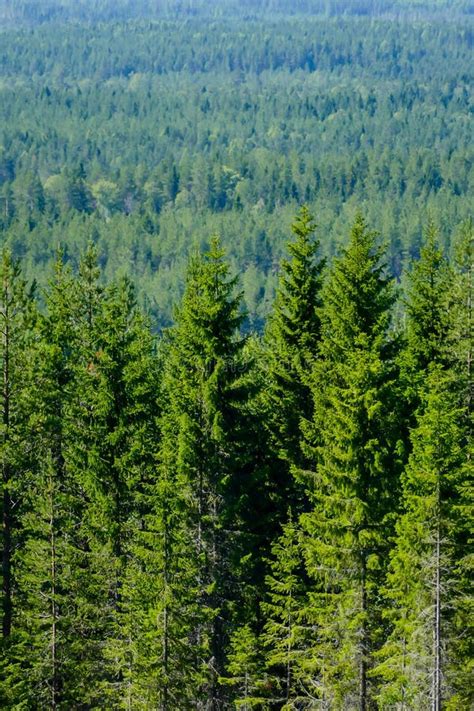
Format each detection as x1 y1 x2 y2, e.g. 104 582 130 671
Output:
0 0 472 328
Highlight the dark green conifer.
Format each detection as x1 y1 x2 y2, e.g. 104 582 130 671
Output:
135 238 252 708
300 215 401 709
0 251 37 707
4 252 80 708
374 367 468 710
263 206 325 513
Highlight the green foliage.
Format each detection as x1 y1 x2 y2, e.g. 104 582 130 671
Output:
0 207 472 707
263 206 324 465
404 221 453 373
374 366 469 709
300 215 402 708
0 251 37 706
261 517 311 709
0 5 471 326
127 238 262 708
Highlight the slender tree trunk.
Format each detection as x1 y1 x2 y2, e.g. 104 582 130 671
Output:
1 291 11 637
286 602 292 705
49 474 58 711
432 522 441 711
360 556 367 711
210 493 220 711
162 514 169 711
2 482 11 637
466 245 473 426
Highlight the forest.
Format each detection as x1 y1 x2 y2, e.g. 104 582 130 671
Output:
0 210 472 709
0 0 473 709
0 0 472 328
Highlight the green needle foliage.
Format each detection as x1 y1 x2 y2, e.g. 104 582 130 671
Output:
0 251 37 707
403 221 453 386
0 206 471 708
300 215 403 709
129 238 259 709
263 205 325 514
261 515 311 709
374 366 468 710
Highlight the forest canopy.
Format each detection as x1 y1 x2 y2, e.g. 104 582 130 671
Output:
0 1 472 708
0 0 472 327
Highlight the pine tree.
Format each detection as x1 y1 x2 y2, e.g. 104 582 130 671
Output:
262 206 325 513
374 366 468 710
300 215 402 709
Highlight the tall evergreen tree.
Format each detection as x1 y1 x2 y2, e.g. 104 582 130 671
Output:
0 252 37 709
3 252 80 708
374 366 468 710
300 215 402 709
0 251 36 642
444 219 474 709
133 239 254 709
262 206 325 513
73 275 159 706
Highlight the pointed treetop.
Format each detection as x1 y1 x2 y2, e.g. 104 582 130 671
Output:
320 212 394 356
405 218 452 371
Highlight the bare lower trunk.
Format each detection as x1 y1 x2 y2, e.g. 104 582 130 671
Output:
162 515 169 711
360 557 367 711
1 294 11 637
432 525 441 711
50 478 58 710
2 484 11 637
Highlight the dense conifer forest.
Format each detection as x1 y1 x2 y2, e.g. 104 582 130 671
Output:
0 1 473 709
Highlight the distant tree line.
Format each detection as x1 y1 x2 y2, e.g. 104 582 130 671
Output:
0 11 472 328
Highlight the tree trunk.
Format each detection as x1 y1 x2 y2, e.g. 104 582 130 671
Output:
432 523 441 711
162 513 169 711
1 288 11 637
49 473 58 711
360 557 367 711
466 241 473 426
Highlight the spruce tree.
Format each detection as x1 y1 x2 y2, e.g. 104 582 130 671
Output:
73 275 159 706
444 219 474 709
261 516 310 709
402 220 452 398
300 215 401 709
262 206 325 513
223 623 266 709
0 251 36 642
3 252 80 708
133 239 252 708
0 251 37 708
374 366 468 710
449 218 473 425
